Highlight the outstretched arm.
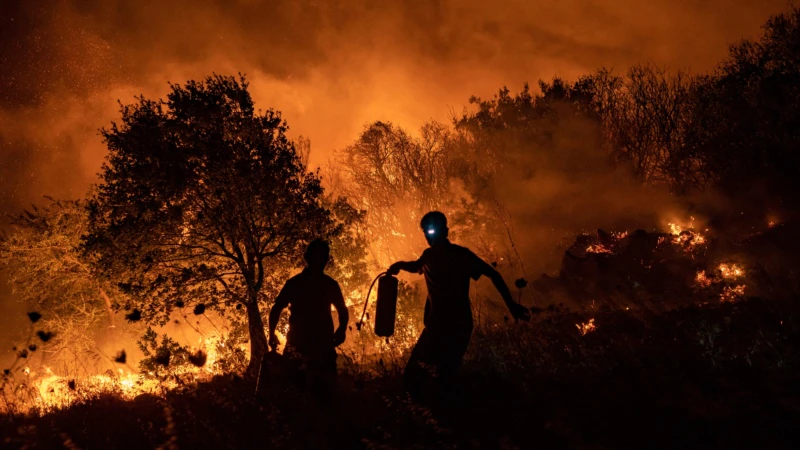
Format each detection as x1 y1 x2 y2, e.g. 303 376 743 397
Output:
387 259 422 276
487 269 528 320
476 262 530 322
332 285 349 347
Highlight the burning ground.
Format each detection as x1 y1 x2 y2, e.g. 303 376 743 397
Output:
2 290 799 448
2 215 800 449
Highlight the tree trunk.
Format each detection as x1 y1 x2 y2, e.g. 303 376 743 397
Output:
99 288 115 328
245 297 269 376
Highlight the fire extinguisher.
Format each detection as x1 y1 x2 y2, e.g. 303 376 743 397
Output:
356 272 399 337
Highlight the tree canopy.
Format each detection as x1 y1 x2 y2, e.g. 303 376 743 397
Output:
85 74 342 372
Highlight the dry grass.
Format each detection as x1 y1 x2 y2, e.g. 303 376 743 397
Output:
2 295 799 449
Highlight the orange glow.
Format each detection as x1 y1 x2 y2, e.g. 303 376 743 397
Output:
695 271 712 288
586 244 612 254
718 263 744 279
720 285 746 302
576 318 596 336
667 219 707 248
2 334 234 415
0 1 790 421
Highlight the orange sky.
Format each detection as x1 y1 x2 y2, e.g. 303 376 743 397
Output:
0 0 789 212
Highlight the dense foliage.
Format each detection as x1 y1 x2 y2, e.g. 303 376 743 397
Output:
458 7 800 206
84 75 349 372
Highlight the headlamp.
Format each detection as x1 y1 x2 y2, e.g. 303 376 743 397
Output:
427 228 436 235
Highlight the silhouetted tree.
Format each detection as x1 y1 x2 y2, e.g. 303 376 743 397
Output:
592 65 701 192
336 116 539 310
323 197 370 305
454 78 602 188
85 74 338 373
337 121 456 265
453 81 607 270
689 6 800 208
590 8 800 201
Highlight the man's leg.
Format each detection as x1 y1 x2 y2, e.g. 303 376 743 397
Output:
308 349 338 404
283 346 309 390
403 328 433 400
431 329 472 404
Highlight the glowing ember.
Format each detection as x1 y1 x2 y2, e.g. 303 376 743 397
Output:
667 219 706 248
11 369 165 413
668 222 683 235
576 318 596 336
718 263 744 279
586 244 612 254
674 231 705 246
0 332 238 415
695 270 712 288
720 285 746 302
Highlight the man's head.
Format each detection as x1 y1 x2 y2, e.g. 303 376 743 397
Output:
304 238 330 269
420 211 448 246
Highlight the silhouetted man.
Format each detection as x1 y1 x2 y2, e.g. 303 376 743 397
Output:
388 211 529 400
269 239 349 400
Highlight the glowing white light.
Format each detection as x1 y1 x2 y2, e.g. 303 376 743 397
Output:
427 229 435 235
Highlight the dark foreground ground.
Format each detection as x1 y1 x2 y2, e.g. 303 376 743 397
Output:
2 296 800 449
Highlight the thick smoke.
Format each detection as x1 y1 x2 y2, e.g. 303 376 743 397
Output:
478 111 681 277
0 0 787 212
0 0 788 353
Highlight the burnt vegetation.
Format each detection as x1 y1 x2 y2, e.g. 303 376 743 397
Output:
2 6 800 450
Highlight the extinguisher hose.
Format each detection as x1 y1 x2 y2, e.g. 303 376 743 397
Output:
356 271 387 331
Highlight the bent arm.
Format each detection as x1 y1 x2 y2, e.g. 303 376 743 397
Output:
333 288 349 333
486 268 517 310
389 259 422 274
268 292 289 337
472 256 520 312
470 251 529 321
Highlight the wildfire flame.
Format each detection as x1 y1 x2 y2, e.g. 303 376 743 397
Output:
695 270 712 288
695 263 747 301
720 285 746 302
718 263 744 279
7 367 165 414
668 222 683 235
585 230 628 254
586 244 612 254
2 334 233 415
576 318 596 336
667 218 707 248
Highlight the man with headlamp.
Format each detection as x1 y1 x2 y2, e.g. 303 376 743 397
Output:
388 211 530 400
